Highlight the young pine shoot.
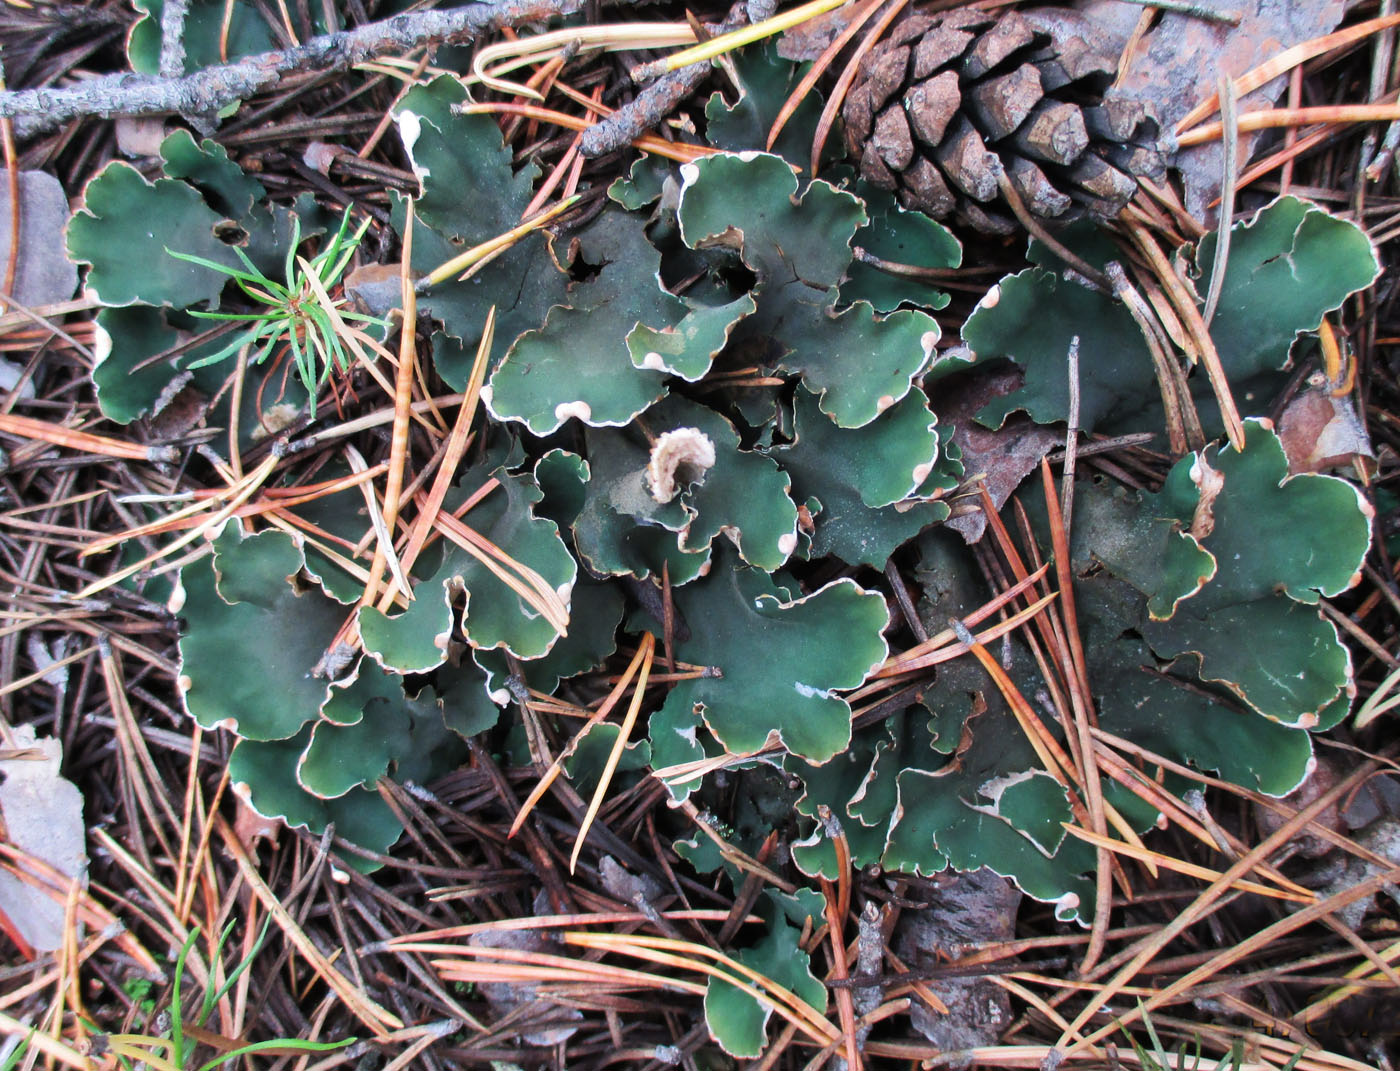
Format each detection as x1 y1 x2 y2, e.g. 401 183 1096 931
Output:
167 206 389 417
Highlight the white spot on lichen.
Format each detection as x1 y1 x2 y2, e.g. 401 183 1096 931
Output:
479 384 493 409
556 580 574 605
912 462 933 485
93 320 112 365
920 331 938 358
1298 712 1319 729
1052 891 1081 921
641 351 668 371
777 532 798 557
176 674 192 693
982 284 1001 309
793 681 832 700
215 717 238 733
679 162 700 188
395 111 428 184
737 150 761 162
647 427 716 503
876 395 895 412
167 578 186 615
697 559 712 577
554 400 592 424
489 687 511 706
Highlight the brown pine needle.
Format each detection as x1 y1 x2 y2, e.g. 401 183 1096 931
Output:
471 23 695 98
431 943 706 995
0 412 177 463
819 872 861 1071
1061 825 1315 903
570 631 655 873
1177 102 1400 147
380 307 495 610
1124 221 1246 451
1069 863 1400 1059
866 588 1057 684
1054 757 1382 1057
1175 11 1400 133
360 202 419 614
0 844 158 973
565 932 840 1044
810 0 910 179
630 0 852 82
766 0 883 152
1039 458 1111 975
510 635 650 836
77 453 278 599
454 103 716 163
345 444 411 601
214 815 402 1035
419 199 580 289
427 504 569 635
872 563 1052 676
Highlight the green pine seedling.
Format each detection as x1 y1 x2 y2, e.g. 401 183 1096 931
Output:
88 920 354 1071
167 206 389 417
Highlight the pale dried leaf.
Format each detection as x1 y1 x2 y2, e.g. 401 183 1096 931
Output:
0 725 87 952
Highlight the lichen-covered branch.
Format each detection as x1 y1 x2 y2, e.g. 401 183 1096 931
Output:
0 0 590 138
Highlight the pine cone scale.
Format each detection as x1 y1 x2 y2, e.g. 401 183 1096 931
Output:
841 4 1164 231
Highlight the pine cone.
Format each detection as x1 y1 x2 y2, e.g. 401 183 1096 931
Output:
841 6 1164 233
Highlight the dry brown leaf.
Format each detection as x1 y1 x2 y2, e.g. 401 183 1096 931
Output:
1277 379 1375 476
893 867 1021 1062
933 366 1061 543
1087 0 1347 220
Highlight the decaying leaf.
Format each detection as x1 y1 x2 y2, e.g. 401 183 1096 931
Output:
0 725 87 953
0 170 78 308
1096 0 1348 219
932 366 1061 543
893 869 1021 1061
1278 380 1374 476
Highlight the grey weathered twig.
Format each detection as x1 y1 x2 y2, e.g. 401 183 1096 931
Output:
579 1 747 158
158 0 191 80
579 63 714 157
0 0 590 139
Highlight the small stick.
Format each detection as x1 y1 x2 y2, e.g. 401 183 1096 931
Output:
1200 75 1238 327
1110 0 1239 22
992 159 1111 293
1061 336 1080 535
0 0 596 138
159 0 192 78
580 64 715 158
884 559 928 644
